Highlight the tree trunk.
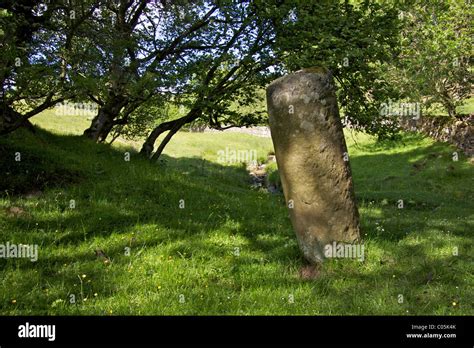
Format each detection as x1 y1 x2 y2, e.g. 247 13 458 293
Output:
150 126 180 161
266 68 361 264
0 103 36 135
140 109 201 159
140 119 177 158
83 97 127 142
83 110 114 142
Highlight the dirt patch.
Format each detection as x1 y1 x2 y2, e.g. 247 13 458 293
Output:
299 263 322 280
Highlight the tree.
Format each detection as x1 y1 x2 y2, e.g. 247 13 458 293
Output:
139 0 276 159
78 0 220 142
391 0 472 118
1 0 410 145
258 0 403 139
140 0 407 159
0 0 99 135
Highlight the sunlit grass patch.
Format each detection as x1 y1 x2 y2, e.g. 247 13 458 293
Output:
0 111 472 315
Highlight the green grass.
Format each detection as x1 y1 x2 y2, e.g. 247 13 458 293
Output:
30 109 95 136
0 111 472 315
457 96 474 115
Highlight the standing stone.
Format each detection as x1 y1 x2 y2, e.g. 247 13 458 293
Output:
266 68 360 264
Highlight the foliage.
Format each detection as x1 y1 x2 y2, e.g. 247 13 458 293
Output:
113 97 169 141
0 1 100 133
391 0 473 118
258 0 403 139
2 1 471 141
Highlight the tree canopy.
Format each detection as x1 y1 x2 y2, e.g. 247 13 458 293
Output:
1 0 471 156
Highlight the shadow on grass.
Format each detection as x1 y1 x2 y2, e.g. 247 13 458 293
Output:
0 128 472 314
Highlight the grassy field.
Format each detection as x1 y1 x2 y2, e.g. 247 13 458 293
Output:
0 110 472 315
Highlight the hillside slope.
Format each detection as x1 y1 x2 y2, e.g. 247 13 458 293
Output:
0 114 472 315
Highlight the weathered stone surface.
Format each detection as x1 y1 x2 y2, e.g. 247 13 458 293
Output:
266 68 360 263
